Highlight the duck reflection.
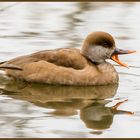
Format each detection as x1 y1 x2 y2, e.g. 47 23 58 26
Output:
80 99 133 130
0 79 133 131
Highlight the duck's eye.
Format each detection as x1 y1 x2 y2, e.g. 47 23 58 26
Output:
102 42 108 46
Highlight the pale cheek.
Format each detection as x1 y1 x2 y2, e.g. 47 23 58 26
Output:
99 47 111 58
89 46 114 60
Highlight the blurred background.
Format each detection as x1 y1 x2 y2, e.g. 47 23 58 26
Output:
0 2 140 138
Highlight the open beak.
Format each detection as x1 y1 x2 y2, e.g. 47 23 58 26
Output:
111 48 136 67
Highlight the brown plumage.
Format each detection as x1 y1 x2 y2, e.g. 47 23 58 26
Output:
0 31 135 86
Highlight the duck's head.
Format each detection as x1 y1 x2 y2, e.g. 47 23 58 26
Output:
81 31 136 67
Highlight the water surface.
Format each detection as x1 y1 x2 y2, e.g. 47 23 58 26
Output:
0 2 140 138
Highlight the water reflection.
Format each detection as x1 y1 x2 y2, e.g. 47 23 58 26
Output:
0 79 132 134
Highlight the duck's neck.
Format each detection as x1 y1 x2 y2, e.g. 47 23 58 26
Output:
95 62 119 85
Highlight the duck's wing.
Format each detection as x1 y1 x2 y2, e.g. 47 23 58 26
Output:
1 48 87 70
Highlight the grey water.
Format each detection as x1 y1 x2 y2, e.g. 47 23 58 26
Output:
0 2 139 138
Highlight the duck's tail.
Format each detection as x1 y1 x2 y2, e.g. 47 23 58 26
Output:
0 61 23 71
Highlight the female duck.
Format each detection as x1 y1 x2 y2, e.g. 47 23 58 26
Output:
0 31 135 86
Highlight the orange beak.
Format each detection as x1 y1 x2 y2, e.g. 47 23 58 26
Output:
111 48 136 67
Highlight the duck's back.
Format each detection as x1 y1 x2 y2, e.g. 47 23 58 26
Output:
5 48 87 68
30 48 88 70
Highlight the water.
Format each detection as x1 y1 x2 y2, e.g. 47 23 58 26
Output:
0 2 139 138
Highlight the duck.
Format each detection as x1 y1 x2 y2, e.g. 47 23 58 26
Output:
0 31 135 86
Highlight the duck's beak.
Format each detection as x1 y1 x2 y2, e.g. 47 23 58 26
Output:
111 48 136 67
